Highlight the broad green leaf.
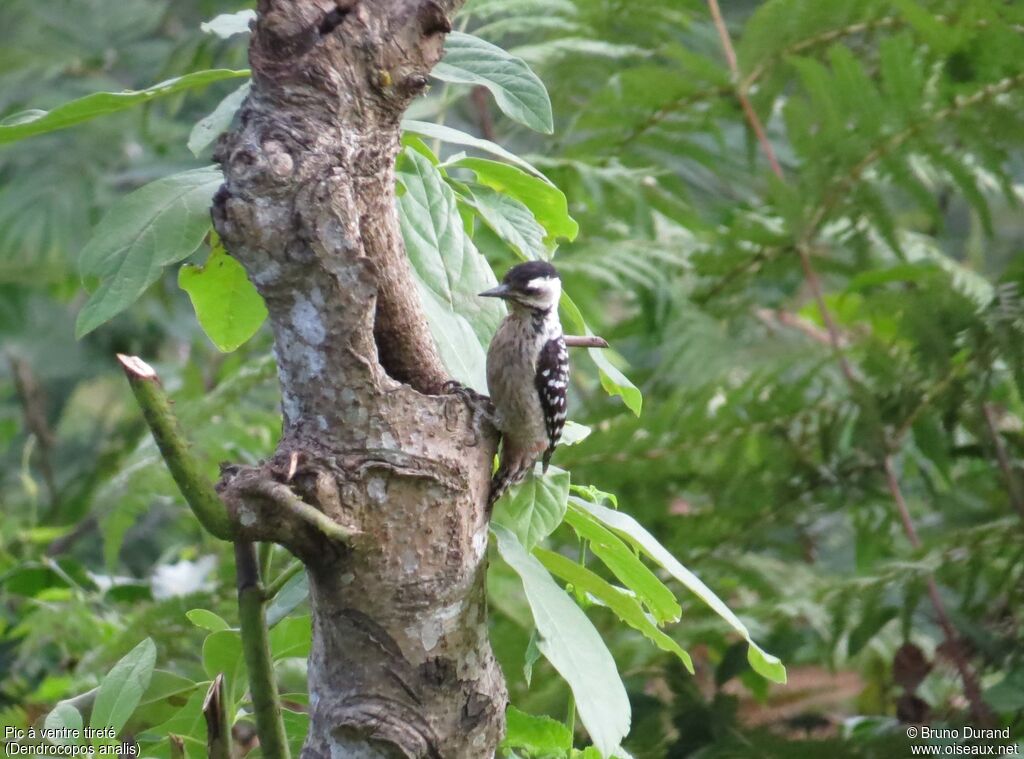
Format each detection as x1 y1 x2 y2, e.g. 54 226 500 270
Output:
44 703 83 745
201 630 247 710
131 670 203 728
416 289 490 390
435 32 554 133
463 183 550 261
523 628 542 686
185 609 230 632
201 10 257 38
492 524 630 757
179 246 267 352
266 571 310 628
493 466 570 549
536 547 694 673
91 638 157 734
560 294 642 415
188 81 250 157
269 615 312 660
570 484 617 508
76 166 223 337
282 706 311 758
589 349 642 417
502 705 573 756
396 148 505 391
0 70 250 145
401 120 547 178
570 498 787 684
456 157 578 242
563 509 681 624
560 420 591 446
142 671 201 706
143 685 209 747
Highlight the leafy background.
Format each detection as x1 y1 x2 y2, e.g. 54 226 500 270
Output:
2 0 1024 757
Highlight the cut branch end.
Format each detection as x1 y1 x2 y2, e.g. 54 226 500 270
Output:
564 335 609 349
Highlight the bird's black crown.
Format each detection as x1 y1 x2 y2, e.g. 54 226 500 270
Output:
502 260 559 289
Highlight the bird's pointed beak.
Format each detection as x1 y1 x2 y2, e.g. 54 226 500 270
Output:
478 284 512 299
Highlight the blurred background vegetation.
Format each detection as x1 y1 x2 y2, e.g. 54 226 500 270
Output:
2 0 1023 756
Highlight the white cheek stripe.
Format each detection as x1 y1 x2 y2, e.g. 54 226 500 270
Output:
525 276 562 302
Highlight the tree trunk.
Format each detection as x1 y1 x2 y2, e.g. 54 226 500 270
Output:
209 1 507 755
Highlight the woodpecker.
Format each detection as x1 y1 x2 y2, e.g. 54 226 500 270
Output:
479 260 568 506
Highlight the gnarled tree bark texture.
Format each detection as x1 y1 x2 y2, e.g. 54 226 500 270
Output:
210 0 506 755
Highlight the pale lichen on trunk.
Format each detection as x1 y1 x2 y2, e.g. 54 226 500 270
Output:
208 0 507 755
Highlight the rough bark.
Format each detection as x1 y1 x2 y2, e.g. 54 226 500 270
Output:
209 1 506 755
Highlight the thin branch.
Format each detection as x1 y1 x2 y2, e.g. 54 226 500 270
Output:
707 0 784 179
705 2 993 726
265 558 305 600
755 308 845 347
117 354 233 540
982 403 1024 521
883 459 993 725
882 455 922 548
563 335 609 349
8 354 58 508
236 541 291 759
241 479 355 544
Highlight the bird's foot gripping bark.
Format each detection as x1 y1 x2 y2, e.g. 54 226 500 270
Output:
441 380 490 408
441 380 497 447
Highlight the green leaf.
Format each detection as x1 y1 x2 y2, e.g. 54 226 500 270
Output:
44 703 83 745
493 466 570 549
188 81 250 157
200 10 257 38
144 685 209 746
560 420 591 446
131 670 203 728
536 547 693 673
560 294 642 415
396 148 505 391
435 32 554 133
590 349 642 417
201 630 247 710
463 183 550 261
492 524 630 757
984 668 1024 713
91 638 157 734
456 157 578 242
563 509 681 624
266 572 310 628
523 628 542 687
75 166 223 337
269 615 312 660
179 246 267 352
282 706 311 758
0 70 250 144
402 120 547 178
569 498 786 684
502 705 573 756
185 609 230 632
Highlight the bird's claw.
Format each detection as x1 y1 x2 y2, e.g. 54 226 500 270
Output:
441 380 496 443
442 380 488 403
